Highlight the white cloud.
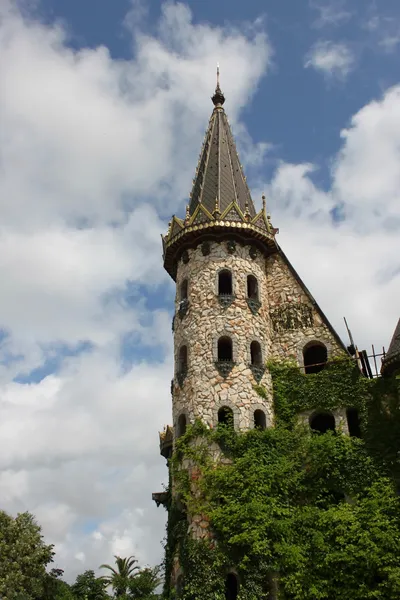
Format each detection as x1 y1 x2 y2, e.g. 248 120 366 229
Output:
363 13 400 53
310 0 352 28
264 85 400 352
0 0 272 583
304 40 355 80
1 0 400 586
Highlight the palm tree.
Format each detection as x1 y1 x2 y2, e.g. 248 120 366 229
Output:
99 555 139 598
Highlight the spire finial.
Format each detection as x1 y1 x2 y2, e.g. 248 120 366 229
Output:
262 194 266 211
212 63 225 107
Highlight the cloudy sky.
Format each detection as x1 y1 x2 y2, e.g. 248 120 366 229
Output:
0 0 399 583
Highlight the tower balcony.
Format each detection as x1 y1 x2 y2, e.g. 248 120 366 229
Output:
246 297 261 315
152 491 168 508
218 293 235 309
215 359 235 378
178 298 189 319
249 363 266 383
176 367 188 388
159 425 173 459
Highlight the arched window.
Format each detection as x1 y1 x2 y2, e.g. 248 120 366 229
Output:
218 336 233 361
346 408 362 438
247 275 259 300
309 411 335 434
218 270 232 296
225 573 238 600
254 409 267 430
177 413 187 438
218 406 234 428
180 279 188 301
303 342 328 374
250 341 262 366
178 345 188 373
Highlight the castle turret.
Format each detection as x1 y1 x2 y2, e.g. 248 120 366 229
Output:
155 72 349 596
163 70 278 436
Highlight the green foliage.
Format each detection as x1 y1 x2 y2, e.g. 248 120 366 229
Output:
269 358 400 479
163 360 400 599
72 569 109 600
268 358 370 428
0 510 54 600
42 568 75 600
100 556 144 598
127 566 162 598
0 508 160 600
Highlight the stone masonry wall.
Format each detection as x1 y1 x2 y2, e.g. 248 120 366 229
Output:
266 253 345 366
172 241 274 434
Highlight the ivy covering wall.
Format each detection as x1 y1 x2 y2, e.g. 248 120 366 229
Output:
162 359 400 600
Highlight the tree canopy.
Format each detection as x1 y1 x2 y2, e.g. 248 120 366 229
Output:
0 509 160 600
0 510 54 600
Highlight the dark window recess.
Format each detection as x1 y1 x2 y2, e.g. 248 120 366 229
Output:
247 275 259 300
317 489 346 505
218 406 234 427
177 346 188 386
219 270 233 295
309 411 335 434
250 341 262 365
254 409 267 430
177 413 187 438
303 343 328 374
178 345 188 371
346 408 362 438
225 573 238 600
176 575 184 598
180 279 188 300
249 341 265 382
218 337 233 361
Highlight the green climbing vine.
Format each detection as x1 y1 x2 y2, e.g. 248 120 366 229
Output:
162 359 400 600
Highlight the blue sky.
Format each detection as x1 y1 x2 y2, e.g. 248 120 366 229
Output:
36 0 400 181
0 0 400 582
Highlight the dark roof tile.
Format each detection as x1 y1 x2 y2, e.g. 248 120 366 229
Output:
188 103 258 224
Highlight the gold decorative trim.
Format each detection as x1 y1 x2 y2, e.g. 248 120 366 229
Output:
164 220 276 249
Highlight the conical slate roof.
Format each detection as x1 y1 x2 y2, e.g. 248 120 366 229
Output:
381 318 400 376
162 73 277 280
188 88 257 220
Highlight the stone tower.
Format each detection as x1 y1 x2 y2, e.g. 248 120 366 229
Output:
153 73 348 594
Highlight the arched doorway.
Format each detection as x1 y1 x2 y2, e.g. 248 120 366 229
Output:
309 411 335 434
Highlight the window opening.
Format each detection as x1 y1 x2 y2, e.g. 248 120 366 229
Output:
346 408 362 438
218 337 233 361
254 409 266 430
303 343 328 374
178 345 188 373
225 573 238 600
218 406 234 428
218 270 232 296
309 411 335 434
247 275 259 300
250 341 262 366
180 279 188 301
177 413 187 438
